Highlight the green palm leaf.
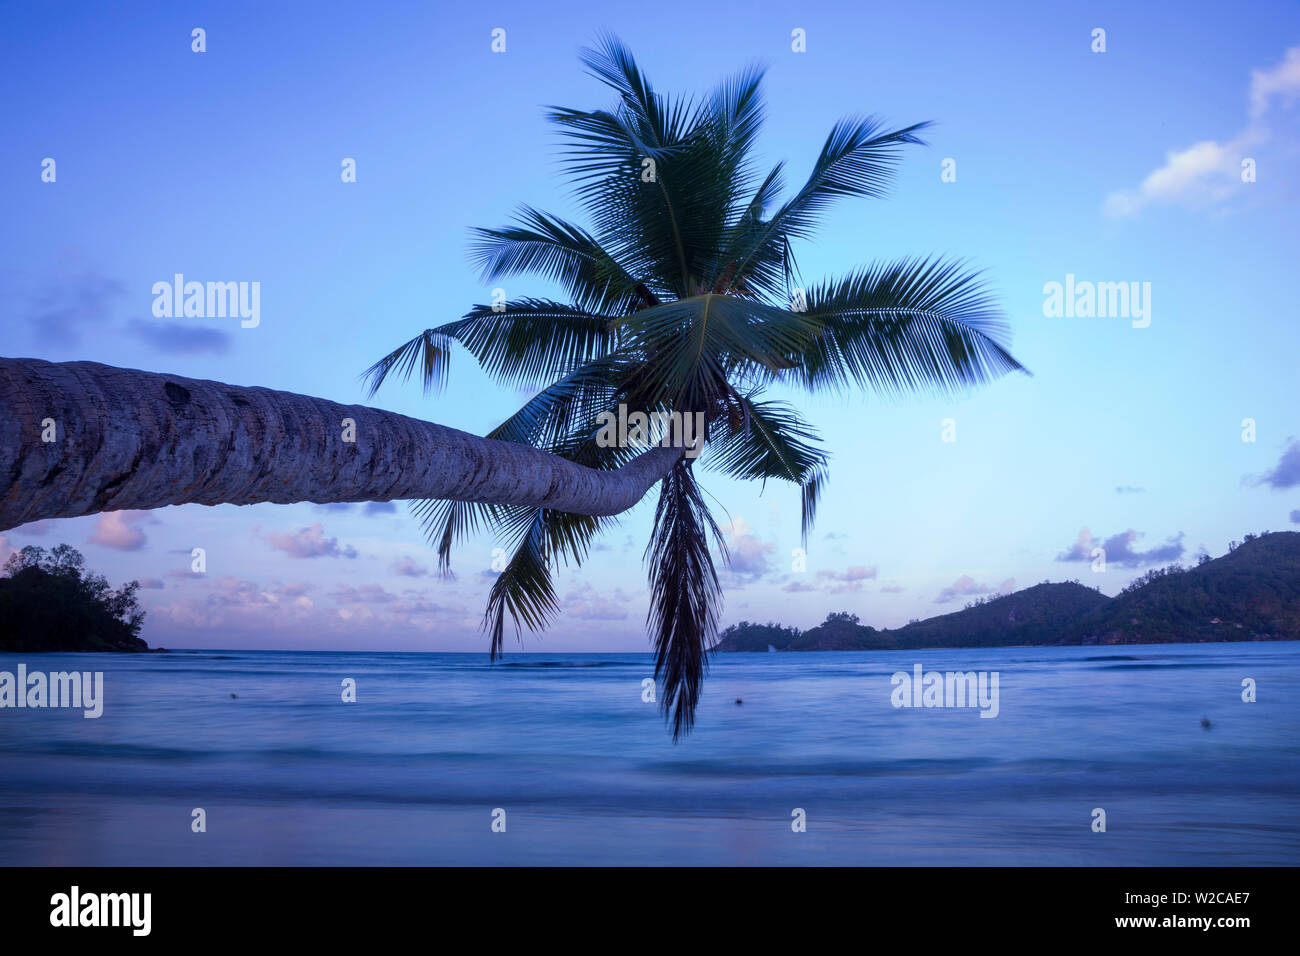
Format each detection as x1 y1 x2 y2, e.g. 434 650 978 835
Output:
794 256 1028 396
362 300 619 396
469 206 647 313
704 395 829 543
646 460 725 739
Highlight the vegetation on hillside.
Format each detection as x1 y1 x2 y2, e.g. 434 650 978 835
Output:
714 531 1300 650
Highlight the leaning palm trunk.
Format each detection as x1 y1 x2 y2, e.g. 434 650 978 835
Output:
0 357 684 532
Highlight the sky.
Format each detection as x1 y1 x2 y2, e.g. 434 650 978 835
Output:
2 0 1298 652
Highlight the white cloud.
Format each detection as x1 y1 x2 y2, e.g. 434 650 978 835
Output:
815 565 879 595
1105 45 1298 216
563 580 629 621
260 522 358 559
1251 45 1300 117
390 556 429 577
718 517 775 584
0 535 18 566
10 520 55 536
88 510 157 551
934 575 1014 605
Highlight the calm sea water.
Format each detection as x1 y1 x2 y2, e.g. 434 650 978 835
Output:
1 643 1296 865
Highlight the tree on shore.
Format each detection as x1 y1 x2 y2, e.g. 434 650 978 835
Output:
0 544 147 652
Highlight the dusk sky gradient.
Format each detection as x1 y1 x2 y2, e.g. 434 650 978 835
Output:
2 0 1298 651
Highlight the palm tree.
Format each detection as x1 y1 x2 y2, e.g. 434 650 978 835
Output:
365 35 1028 737
0 356 684 527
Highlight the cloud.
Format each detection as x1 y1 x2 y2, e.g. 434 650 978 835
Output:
390 557 429 577
1110 529 1187 566
88 510 157 551
274 581 314 597
389 597 458 617
208 576 279 609
261 522 358 559
719 518 775 584
1057 527 1096 562
135 577 165 589
1104 45 1299 216
1251 45 1300 117
335 605 377 623
331 583 398 605
147 573 463 639
935 576 989 604
29 273 126 346
311 501 398 516
0 535 18 566
1291 510 1300 524
1247 437 1300 490
934 575 1013 605
149 576 317 628
779 564 880 594
563 581 629 621
816 565 878 595
10 520 55 535
127 319 232 355
1115 485 1146 495
1057 527 1186 568
1104 139 1245 216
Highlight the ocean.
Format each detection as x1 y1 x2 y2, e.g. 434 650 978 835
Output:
1 642 1296 865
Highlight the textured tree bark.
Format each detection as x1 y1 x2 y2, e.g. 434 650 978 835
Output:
0 357 685 532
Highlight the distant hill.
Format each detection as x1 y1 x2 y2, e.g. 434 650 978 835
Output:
1066 530 1300 644
713 531 1300 651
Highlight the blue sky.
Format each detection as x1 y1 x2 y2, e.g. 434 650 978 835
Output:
2 0 1298 651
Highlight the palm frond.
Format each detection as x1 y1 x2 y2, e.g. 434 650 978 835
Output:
551 36 769 296
706 162 785 294
705 394 828 544
483 505 614 658
704 395 826 484
366 300 620 396
771 116 932 237
361 326 455 397
483 506 556 657
615 294 822 410
486 355 625 451
469 206 647 313
645 460 726 739
721 117 931 297
793 257 1028 396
